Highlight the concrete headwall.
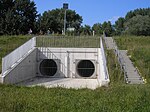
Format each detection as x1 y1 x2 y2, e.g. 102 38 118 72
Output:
1 48 37 84
37 48 100 78
0 44 110 86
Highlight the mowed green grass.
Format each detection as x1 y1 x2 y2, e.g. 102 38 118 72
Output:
1 84 150 112
0 36 150 112
114 36 150 82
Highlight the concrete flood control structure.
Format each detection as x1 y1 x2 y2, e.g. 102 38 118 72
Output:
0 36 109 89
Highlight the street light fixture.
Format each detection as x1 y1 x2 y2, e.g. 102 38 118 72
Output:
63 3 69 35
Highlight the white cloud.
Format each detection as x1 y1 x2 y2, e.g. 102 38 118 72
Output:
108 16 120 24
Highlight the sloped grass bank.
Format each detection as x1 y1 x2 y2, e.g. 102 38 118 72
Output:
114 36 150 82
0 84 150 112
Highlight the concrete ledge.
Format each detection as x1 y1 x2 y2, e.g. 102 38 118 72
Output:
100 80 110 87
0 75 3 83
18 77 106 90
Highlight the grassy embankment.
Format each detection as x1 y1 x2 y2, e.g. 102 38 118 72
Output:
0 36 150 111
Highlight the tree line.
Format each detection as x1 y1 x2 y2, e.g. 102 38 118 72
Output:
0 0 150 36
91 8 150 36
0 0 38 35
115 8 150 36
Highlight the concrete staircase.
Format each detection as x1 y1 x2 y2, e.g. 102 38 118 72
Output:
104 37 144 84
104 37 116 49
119 50 143 84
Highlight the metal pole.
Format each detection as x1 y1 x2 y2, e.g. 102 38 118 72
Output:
64 9 67 35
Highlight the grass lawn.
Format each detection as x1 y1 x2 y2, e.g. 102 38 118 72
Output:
1 84 150 112
0 35 150 112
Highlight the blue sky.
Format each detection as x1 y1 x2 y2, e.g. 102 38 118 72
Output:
33 0 150 26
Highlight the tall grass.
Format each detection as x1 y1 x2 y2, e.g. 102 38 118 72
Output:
114 36 150 82
106 50 124 85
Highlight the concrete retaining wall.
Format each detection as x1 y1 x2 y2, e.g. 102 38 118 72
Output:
1 48 37 84
2 37 36 74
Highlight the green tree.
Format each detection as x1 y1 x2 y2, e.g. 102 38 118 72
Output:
79 25 92 36
115 17 125 35
39 8 82 34
114 8 150 36
0 0 38 35
92 23 103 36
0 0 14 34
13 0 38 34
125 15 150 36
125 8 150 20
102 21 114 36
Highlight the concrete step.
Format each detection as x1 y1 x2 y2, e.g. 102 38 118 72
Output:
126 76 141 79
104 37 116 50
126 73 140 76
127 79 144 84
17 77 102 90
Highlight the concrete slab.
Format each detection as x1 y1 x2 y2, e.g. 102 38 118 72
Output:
104 37 116 49
17 77 101 90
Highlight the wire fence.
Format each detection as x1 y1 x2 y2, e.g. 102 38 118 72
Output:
36 36 100 48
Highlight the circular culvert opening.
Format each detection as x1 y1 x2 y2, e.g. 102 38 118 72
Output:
77 60 95 77
40 59 57 76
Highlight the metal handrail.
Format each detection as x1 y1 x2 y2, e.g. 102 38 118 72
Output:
46 48 74 77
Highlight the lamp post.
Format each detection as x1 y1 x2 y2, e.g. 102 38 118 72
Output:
63 3 68 35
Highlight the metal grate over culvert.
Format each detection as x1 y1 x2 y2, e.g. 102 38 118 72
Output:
39 59 57 76
77 60 95 77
